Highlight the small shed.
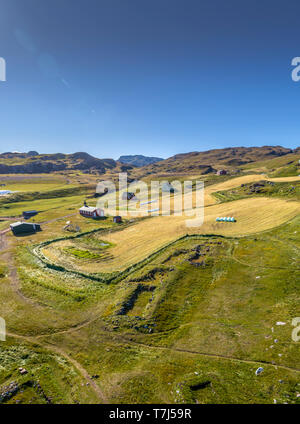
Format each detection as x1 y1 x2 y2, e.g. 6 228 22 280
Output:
113 216 122 223
23 210 38 219
161 182 175 193
10 221 41 235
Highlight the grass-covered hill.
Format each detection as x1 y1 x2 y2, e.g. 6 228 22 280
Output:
0 151 118 174
1 146 299 178
132 145 300 178
213 180 300 203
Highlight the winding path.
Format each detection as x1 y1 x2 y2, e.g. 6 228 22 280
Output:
6 331 108 404
0 232 40 305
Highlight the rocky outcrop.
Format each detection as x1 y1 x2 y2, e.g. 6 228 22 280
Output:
118 155 164 167
0 161 66 174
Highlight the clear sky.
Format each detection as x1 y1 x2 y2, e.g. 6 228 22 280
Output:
0 0 300 159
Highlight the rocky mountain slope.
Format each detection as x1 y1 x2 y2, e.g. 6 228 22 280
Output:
132 146 299 177
1 146 299 177
118 155 164 167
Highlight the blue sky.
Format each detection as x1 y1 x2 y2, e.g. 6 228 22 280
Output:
0 0 300 159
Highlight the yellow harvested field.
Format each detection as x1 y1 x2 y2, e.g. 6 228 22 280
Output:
203 174 300 206
42 196 300 273
267 176 300 182
93 174 300 212
99 197 300 271
183 174 300 207
41 175 300 273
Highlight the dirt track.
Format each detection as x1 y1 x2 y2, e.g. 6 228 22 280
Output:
0 231 40 305
6 331 108 404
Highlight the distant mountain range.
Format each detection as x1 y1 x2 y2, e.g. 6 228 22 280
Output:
118 155 164 167
0 146 299 176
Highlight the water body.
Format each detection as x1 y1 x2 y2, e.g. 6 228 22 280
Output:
0 190 13 196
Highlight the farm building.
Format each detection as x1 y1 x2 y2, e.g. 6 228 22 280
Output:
10 222 41 235
79 206 105 219
113 216 122 223
122 192 136 201
216 169 228 176
23 210 38 219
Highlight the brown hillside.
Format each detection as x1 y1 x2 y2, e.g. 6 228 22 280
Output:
133 146 296 177
0 151 118 174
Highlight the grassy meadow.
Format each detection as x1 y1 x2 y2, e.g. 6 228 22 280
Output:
0 172 299 404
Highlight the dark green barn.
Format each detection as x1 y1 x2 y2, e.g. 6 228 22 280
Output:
10 222 41 236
